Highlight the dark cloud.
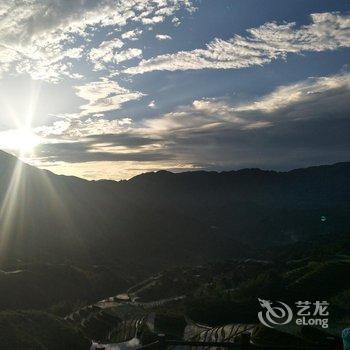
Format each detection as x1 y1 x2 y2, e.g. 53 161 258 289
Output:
151 74 350 169
86 133 160 148
167 114 350 170
36 141 173 163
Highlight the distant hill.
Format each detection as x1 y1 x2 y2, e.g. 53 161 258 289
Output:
0 150 349 273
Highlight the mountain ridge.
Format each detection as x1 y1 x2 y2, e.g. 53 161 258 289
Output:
0 150 349 274
3 150 349 183
100 161 350 183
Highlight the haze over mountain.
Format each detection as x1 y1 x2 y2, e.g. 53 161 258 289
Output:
0 150 349 273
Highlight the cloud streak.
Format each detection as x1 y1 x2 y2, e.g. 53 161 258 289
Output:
125 12 350 74
74 78 145 116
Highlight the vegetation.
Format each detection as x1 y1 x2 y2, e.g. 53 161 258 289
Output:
0 152 349 346
0 262 133 311
0 310 89 350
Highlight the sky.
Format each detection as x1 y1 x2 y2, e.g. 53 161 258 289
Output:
0 0 349 180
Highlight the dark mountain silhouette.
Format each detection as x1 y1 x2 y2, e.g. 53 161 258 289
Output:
0 150 349 273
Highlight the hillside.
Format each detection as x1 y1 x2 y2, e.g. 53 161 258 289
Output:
0 310 89 350
0 150 349 274
0 151 349 347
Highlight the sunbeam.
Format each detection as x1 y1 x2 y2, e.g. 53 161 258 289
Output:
0 157 25 260
0 81 43 261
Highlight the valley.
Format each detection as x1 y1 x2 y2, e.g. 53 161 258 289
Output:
0 151 349 348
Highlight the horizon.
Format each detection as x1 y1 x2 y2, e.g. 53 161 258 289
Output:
0 0 349 180
1 148 349 182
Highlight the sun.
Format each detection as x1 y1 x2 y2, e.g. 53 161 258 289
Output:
0 128 41 155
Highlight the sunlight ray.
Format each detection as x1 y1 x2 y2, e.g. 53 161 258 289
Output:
0 158 25 258
35 170 83 242
0 81 43 260
0 94 21 130
24 80 42 130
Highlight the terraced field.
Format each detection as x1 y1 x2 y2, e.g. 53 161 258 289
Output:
64 258 346 349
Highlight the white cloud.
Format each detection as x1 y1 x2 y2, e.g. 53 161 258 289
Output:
0 0 195 81
144 71 350 135
89 44 142 70
148 100 156 108
75 78 145 116
144 98 244 133
121 29 143 41
235 73 350 113
0 44 18 78
141 16 165 25
65 47 84 59
36 117 133 138
125 12 350 74
89 38 124 70
171 17 181 27
156 34 172 40
113 48 143 64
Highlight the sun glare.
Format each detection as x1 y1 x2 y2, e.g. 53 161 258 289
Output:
0 128 41 155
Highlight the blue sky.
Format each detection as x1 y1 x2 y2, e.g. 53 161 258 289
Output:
0 0 349 179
